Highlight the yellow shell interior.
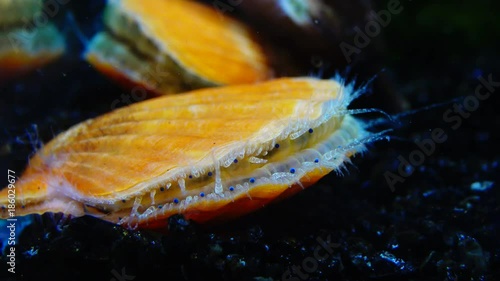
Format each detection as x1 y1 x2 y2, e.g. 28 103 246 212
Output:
0 77 376 229
84 0 272 94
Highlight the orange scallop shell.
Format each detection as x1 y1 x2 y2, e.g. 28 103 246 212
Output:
0 0 65 81
84 0 273 95
0 77 376 230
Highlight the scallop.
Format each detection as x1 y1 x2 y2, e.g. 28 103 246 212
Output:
0 77 383 230
0 0 65 81
84 0 273 95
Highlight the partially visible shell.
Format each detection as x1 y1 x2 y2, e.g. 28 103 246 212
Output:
0 0 65 82
85 0 273 95
0 77 381 230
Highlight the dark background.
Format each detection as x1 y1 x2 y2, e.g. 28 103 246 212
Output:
0 0 499 280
